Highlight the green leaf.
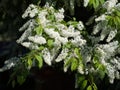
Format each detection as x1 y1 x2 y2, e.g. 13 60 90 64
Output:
17 76 26 85
81 80 88 90
47 39 54 48
99 0 105 4
64 42 72 49
27 58 32 68
64 58 72 68
39 46 45 51
93 0 99 9
115 9 120 17
93 83 98 90
34 25 43 35
74 48 82 60
35 55 43 68
76 75 86 85
87 85 92 90
71 58 78 71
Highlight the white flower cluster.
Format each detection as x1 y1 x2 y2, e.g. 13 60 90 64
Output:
42 48 52 66
17 4 85 67
84 0 90 7
28 35 46 45
54 8 64 22
0 57 20 72
22 4 38 18
17 1 120 84
103 0 118 11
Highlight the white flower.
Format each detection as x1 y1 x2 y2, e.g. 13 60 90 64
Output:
59 8 64 13
78 65 84 74
71 36 86 46
42 48 52 66
95 14 106 22
106 64 115 83
102 41 118 54
55 48 68 62
103 0 118 11
77 21 84 30
22 4 38 18
100 27 109 41
21 42 39 50
57 37 68 44
115 3 120 10
56 24 67 31
44 28 60 38
0 57 19 72
17 29 32 43
19 20 31 31
54 38 61 46
93 23 103 35
28 35 46 45
106 29 117 42
54 8 64 22
38 10 49 26
84 0 90 7
61 30 80 37
17 19 36 43
29 8 38 18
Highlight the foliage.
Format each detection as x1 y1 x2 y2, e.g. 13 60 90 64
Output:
1 0 120 90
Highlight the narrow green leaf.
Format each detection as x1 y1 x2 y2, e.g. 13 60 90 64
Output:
35 55 43 68
87 85 92 90
93 83 98 90
74 48 82 60
71 58 78 71
99 0 105 4
81 80 88 90
27 58 32 68
64 58 72 68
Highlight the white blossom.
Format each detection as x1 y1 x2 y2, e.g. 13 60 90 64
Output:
22 4 38 18
17 19 36 43
93 22 103 35
106 29 117 42
57 37 68 44
44 28 60 38
84 0 90 7
42 48 52 66
0 57 20 72
38 10 49 26
77 21 84 30
60 29 80 37
17 29 32 43
54 8 64 22
100 27 109 41
103 0 118 11
21 42 39 50
55 48 68 62
71 36 86 46
78 65 84 74
28 35 46 45
95 14 106 22
106 64 115 83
